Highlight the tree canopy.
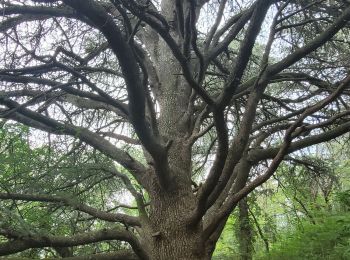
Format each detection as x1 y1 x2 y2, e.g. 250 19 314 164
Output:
0 0 350 259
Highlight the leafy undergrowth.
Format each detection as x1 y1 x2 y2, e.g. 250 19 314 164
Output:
257 212 350 260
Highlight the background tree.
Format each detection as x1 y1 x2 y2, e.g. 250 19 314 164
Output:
1 0 350 259
214 139 350 259
254 141 350 260
0 122 139 259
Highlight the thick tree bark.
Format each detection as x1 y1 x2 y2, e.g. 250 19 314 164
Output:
138 143 207 259
137 2 209 254
144 189 206 259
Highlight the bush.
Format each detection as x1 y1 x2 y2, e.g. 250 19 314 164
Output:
257 213 350 260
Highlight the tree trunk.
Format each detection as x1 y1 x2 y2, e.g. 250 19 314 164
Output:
139 2 209 254
144 191 206 259
237 198 253 260
139 140 207 259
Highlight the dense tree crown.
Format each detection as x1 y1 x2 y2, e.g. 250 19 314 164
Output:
0 0 350 259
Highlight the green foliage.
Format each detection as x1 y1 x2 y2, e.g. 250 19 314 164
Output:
336 190 350 210
0 123 131 258
214 140 350 260
256 212 350 260
213 215 239 260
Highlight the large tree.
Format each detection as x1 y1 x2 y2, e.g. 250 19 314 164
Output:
1 0 350 259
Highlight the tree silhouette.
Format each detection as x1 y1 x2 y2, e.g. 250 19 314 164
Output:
0 0 350 259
